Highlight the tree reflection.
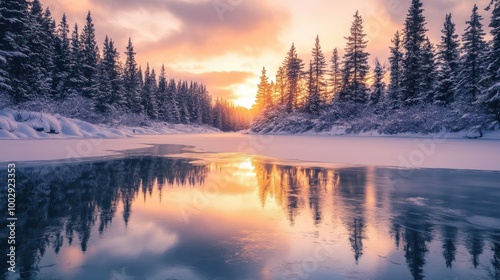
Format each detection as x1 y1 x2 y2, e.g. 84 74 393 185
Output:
0 157 208 279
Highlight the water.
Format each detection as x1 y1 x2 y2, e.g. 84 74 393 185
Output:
1 145 499 280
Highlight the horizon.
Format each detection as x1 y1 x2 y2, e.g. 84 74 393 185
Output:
40 0 492 108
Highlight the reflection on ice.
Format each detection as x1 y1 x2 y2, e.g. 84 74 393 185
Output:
0 149 499 280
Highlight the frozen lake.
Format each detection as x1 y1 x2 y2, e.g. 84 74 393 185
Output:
1 144 499 279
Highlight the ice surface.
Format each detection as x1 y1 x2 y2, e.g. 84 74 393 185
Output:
1 133 499 171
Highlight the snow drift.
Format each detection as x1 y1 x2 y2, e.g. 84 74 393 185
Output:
0 108 219 139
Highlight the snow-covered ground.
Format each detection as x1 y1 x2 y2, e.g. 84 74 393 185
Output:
1 133 499 171
0 108 219 139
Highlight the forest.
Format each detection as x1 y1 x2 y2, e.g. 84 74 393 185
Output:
252 0 500 136
0 0 251 131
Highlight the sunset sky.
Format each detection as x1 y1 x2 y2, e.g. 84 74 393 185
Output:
40 0 492 108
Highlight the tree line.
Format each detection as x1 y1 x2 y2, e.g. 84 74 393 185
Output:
253 0 500 134
0 0 251 131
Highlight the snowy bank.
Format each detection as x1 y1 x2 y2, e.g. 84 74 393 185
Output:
0 108 219 139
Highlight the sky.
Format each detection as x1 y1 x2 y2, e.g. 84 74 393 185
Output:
40 0 492 108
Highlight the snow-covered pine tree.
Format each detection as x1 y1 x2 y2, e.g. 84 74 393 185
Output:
68 23 84 96
338 11 370 104
435 14 460 105
53 14 71 99
311 35 327 106
95 36 123 113
329 48 342 102
456 4 487 103
0 0 31 102
306 60 320 114
284 43 304 112
141 63 158 119
149 68 159 119
26 0 54 99
157 64 168 121
123 38 142 113
80 11 100 99
106 39 124 110
387 31 403 109
479 0 500 121
177 80 190 124
401 0 428 106
94 36 112 113
166 78 180 123
370 58 385 106
419 37 437 103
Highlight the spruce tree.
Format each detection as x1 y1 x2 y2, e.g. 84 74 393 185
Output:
306 60 321 115
123 38 142 113
339 11 370 103
456 5 487 102
26 0 53 98
480 0 500 121
141 63 159 119
275 66 286 106
0 0 31 102
435 14 460 105
53 14 71 99
166 78 180 123
68 23 84 96
311 35 327 105
95 36 123 113
80 11 100 98
401 0 428 106
419 37 437 103
387 31 403 108
329 48 342 101
370 58 385 106
254 67 271 113
178 80 191 124
157 64 168 121
284 43 304 112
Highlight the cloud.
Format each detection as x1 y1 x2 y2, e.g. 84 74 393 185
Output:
163 68 255 100
85 0 291 62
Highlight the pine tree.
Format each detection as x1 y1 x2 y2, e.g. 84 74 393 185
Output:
435 14 460 105
94 37 112 113
53 14 71 99
311 35 328 105
68 23 84 96
166 78 180 122
284 43 304 112
275 66 286 106
26 0 54 98
306 60 321 114
419 37 437 103
480 0 500 121
254 67 271 113
0 0 31 102
95 36 123 113
387 31 403 108
370 58 385 106
456 4 487 103
178 80 191 124
329 48 342 101
80 11 100 98
157 64 168 121
401 0 428 106
338 11 370 103
141 63 158 119
123 38 142 113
